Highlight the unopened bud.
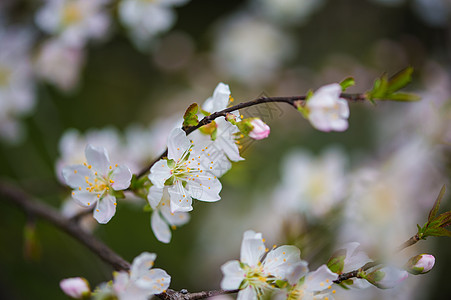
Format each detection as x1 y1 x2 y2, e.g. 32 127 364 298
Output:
248 118 270 140
60 277 90 299
405 254 435 275
365 266 408 289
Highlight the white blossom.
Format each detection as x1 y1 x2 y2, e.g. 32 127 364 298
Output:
148 128 222 213
221 230 305 299
62 144 132 224
35 0 111 47
113 252 170 300
306 83 349 132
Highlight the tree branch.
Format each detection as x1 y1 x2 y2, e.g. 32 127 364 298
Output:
137 93 366 177
156 289 239 300
0 180 131 271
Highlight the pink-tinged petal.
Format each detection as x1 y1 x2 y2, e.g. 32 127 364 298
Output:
167 128 191 161
85 144 110 175
131 252 157 281
149 160 172 188
304 265 338 292
60 277 90 299
337 98 350 118
72 191 97 207
147 186 164 209
62 165 92 189
220 260 245 290
202 82 231 113
330 118 348 132
111 165 132 190
186 176 221 202
368 266 408 289
263 245 302 279
248 119 270 140
240 230 266 267
168 182 193 213
237 286 256 300
151 210 171 244
308 111 331 132
160 204 190 226
93 194 117 224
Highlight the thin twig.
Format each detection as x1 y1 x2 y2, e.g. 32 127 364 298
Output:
137 93 365 177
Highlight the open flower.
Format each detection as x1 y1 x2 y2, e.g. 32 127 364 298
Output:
62 144 132 224
148 128 222 213
221 230 304 299
305 83 349 132
147 186 190 243
113 252 170 300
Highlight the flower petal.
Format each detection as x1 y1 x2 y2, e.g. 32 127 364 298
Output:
111 165 132 190
237 286 256 300
160 204 190 226
151 210 171 244
263 245 302 280
62 165 92 189
220 260 245 290
93 194 117 224
72 190 97 207
304 265 338 292
131 252 157 281
147 186 164 209
135 268 170 294
240 230 265 267
187 176 221 202
149 159 172 188
202 82 230 113
85 144 111 176
167 128 191 161
168 181 193 213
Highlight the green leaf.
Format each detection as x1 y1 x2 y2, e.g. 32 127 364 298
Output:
386 67 414 94
428 185 446 223
339 77 355 91
384 93 420 102
183 103 199 127
424 227 451 238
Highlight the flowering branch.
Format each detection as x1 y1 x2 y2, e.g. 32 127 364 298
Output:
137 93 366 177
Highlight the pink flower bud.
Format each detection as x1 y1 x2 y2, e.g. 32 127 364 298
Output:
405 254 435 275
60 277 90 299
248 118 270 140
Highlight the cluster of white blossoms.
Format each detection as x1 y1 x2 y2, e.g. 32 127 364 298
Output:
221 231 415 300
60 252 171 300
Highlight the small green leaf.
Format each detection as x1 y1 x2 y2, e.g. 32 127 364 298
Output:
428 185 446 223
339 77 355 91
183 103 199 127
384 93 420 102
327 249 346 274
424 227 451 238
386 67 414 94
275 280 288 289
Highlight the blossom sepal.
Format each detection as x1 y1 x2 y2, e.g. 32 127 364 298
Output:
339 77 355 91
236 118 269 140
363 266 408 289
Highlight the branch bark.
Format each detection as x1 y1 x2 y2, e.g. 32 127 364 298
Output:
0 180 131 271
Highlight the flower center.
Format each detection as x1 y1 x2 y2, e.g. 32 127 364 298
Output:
62 2 82 25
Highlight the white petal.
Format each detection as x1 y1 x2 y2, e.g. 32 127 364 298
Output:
373 266 408 289
111 165 132 190
240 230 266 267
149 160 172 188
72 191 97 207
167 128 190 161
147 186 164 209
330 118 348 132
187 176 221 202
304 265 338 292
85 144 110 175
263 245 302 279
131 252 157 281
308 111 331 132
168 182 193 213
237 286 256 300
202 82 230 113
135 268 170 294
93 194 117 224
62 165 92 189
160 205 190 226
220 260 245 290
337 98 350 118
286 261 309 285
342 243 372 273
151 210 171 244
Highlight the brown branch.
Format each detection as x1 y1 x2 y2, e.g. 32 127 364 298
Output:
0 180 131 271
396 233 421 252
156 289 239 300
137 93 366 177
